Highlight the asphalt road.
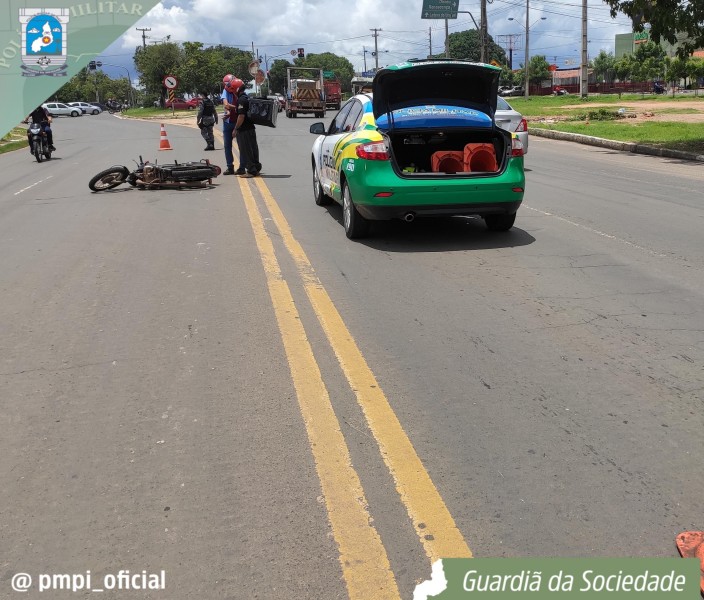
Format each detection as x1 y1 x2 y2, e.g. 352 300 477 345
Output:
1 112 702 599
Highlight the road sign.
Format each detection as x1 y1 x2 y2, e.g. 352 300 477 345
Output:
255 69 265 85
323 70 335 78
163 75 178 89
421 0 458 19
290 49 296 56
248 61 260 76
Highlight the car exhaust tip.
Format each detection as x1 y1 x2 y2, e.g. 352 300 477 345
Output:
403 212 416 222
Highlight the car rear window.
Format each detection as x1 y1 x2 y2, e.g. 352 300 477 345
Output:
496 97 511 111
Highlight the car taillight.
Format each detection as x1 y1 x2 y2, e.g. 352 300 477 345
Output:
515 118 528 132
355 142 389 160
511 137 524 157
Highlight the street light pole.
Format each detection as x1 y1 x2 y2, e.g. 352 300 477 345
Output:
508 13 546 99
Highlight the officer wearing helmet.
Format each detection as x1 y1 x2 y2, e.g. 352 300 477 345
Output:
221 74 243 175
221 74 262 177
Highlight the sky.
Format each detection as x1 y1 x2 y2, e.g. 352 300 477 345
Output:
95 0 636 83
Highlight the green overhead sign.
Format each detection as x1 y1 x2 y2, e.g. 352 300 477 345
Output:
421 0 459 19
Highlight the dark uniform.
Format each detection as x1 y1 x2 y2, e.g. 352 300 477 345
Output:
234 92 261 176
197 94 218 151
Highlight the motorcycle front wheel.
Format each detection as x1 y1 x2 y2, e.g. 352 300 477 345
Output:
89 166 130 191
33 140 43 163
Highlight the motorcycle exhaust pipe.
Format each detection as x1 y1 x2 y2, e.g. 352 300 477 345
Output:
403 212 416 222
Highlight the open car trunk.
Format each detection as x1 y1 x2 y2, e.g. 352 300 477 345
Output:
384 126 511 177
372 61 509 178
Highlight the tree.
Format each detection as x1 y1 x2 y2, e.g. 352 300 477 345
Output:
591 50 617 83
268 59 292 94
602 0 704 58
686 58 704 95
133 42 182 106
300 52 355 93
432 29 507 65
631 41 666 82
525 55 551 85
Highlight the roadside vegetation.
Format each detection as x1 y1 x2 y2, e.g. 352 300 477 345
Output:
0 127 28 155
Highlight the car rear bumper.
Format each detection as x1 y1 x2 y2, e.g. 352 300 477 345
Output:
345 157 525 221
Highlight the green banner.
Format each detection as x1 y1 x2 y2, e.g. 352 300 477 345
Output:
414 558 700 599
0 0 160 137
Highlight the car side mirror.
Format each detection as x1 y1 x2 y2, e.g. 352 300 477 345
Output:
310 122 326 135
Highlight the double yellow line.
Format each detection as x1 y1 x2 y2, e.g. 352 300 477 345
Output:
237 174 473 598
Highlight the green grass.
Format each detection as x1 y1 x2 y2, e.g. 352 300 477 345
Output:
507 93 704 118
0 127 28 155
530 120 704 154
123 107 197 119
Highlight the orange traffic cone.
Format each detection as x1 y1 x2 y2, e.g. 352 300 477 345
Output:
158 123 173 151
675 531 704 594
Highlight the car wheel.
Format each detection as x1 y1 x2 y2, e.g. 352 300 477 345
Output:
313 166 331 206
71 110 80 117
484 213 516 231
342 181 370 239
92 109 99 115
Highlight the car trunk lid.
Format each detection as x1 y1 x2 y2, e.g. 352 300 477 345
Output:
372 60 500 130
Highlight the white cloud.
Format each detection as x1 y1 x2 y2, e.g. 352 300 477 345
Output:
97 0 634 76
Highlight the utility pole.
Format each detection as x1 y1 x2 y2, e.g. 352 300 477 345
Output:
524 0 530 98
480 0 487 63
370 28 382 71
136 27 150 49
445 19 449 58
429 27 432 58
363 46 367 72
580 0 588 97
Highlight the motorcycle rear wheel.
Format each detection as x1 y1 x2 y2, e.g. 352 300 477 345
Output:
89 166 130 191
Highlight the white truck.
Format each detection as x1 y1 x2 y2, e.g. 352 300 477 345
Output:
285 67 326 118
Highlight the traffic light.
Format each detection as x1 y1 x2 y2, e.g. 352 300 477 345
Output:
297 48 305 59
88 60 96 70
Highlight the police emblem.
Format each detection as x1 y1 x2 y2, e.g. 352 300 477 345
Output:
19 8 70 77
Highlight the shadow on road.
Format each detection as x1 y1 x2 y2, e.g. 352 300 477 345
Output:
322 204 536 253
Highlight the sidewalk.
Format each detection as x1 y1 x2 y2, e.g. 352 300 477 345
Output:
529 127 704 163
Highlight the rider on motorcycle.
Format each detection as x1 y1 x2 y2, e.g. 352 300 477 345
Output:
23 105 55 151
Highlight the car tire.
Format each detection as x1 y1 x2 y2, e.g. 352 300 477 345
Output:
342 181 370 239
313 166 331 206
92 109 99 115
70 110 80 117
484 213 516 231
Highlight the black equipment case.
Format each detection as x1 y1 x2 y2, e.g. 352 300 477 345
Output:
247 97 278 128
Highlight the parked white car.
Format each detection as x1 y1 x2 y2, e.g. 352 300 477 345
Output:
68 101 102 115
42 102 82 117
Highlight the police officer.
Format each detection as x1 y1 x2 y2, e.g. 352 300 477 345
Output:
197 91 218 151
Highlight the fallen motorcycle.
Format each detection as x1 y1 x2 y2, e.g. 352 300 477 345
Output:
88 156 221 192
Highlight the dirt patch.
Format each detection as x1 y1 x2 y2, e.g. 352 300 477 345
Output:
530 99 704 124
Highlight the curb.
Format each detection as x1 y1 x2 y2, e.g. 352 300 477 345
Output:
528 127 704 163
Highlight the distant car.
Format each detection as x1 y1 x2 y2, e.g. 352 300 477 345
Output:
42 102 82 117
267 95 284 112
90 102 109 111
500 86 525 97
68 102 102 115
164 97 199 110
496 96 528 154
